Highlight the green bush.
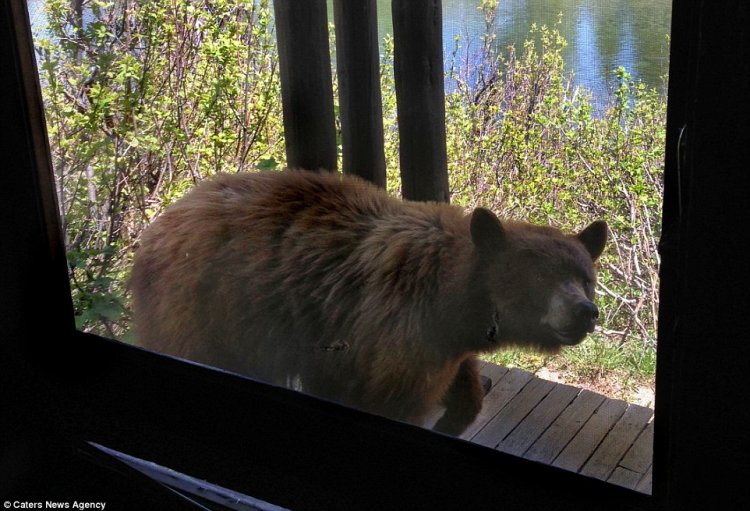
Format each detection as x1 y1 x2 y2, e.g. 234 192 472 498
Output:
36 0 285 337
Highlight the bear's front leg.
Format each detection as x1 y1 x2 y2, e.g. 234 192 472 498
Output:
433 357 484 436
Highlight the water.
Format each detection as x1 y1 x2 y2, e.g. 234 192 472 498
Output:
29 0 672 99
27 0 46 32
337 0 672 99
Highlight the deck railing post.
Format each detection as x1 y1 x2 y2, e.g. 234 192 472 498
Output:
273 0 337 172
392 0 449 202
333 0 386 187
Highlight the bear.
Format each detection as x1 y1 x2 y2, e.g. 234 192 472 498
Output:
130 169 606 436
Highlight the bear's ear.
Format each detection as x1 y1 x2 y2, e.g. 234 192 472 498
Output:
470 208 507 253
576 220 607 260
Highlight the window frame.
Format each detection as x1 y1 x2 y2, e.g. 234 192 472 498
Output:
4 0 749 509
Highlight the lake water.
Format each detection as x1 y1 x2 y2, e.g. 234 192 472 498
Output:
29 0 672 100
331 0 672 99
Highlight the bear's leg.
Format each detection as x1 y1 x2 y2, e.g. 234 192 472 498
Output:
433 357 484 436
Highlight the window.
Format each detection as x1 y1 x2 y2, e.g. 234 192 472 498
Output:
5 0 750 509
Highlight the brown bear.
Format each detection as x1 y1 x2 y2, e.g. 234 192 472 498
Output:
130 169 606 435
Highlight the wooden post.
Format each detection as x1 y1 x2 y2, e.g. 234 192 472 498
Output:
392 0 449 203
273 0 337 171
333 0 386 188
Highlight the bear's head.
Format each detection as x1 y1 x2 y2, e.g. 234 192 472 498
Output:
470 208 607 354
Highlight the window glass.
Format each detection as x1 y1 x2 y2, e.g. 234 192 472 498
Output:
29 0 668 493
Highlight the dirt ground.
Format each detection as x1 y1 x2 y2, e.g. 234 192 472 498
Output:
535 366 656 408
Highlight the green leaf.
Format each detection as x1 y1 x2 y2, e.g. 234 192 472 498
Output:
257 158 278 171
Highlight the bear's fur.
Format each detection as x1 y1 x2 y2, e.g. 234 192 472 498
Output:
130 169 606 435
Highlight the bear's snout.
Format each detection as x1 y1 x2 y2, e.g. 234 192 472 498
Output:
574 300 599 333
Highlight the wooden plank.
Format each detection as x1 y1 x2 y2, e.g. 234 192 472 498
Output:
392 0 449 202
479 361 509 389
525 390 606 465
332 0 386 186
608 466 643 490
618 420 654 474
476 359 488 374
496 383 581 457
472 377 556 449
635 465 653 495
422 405 445 430
460 368 533 441
551 398 628 473
421 361 507 430
580 404 654 481
273 0 337 171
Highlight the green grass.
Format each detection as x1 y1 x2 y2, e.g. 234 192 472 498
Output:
483 333 657 401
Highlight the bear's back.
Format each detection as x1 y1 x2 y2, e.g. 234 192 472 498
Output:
130 170 473 386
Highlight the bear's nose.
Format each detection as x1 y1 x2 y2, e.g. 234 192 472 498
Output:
575 301 599 323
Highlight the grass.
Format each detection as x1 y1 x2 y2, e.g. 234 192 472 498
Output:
483 333 657 405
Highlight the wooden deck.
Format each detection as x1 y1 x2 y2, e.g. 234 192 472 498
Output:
425 362 654 495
